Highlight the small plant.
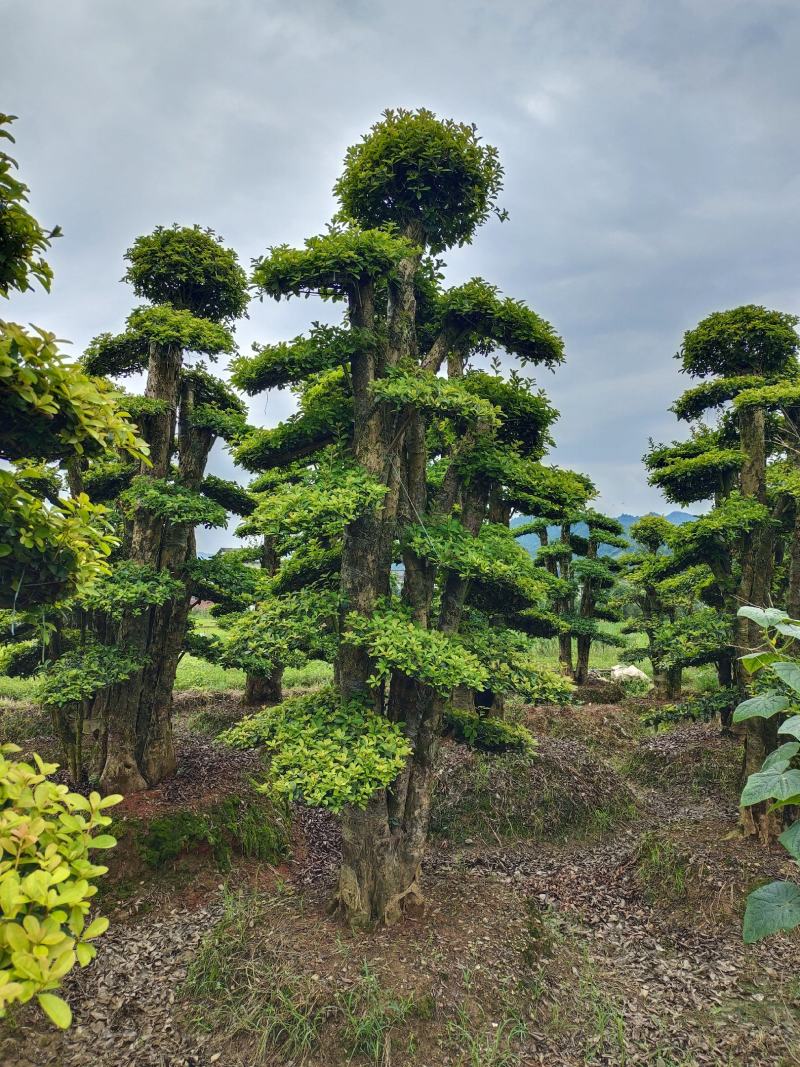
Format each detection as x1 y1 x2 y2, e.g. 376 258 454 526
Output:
135 792 287 871
733 606 800 942
0 743 121 1028
444 705 537 753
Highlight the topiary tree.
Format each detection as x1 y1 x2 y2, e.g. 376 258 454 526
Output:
40 226 250 793
645 306 800 837
228 109 568 925
617 516 721 700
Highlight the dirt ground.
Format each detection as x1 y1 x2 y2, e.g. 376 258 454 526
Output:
1 696 799 1067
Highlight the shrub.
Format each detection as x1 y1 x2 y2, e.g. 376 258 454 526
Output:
218 687 412 811
444 706 536 753
0 743 120 1028
641 687 738 730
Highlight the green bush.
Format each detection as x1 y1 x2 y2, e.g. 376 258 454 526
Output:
0 743 120 1028
444 705 537 753
218 687 412 811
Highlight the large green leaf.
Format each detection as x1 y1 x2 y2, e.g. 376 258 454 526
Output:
762 741 800 772
741 650 780 674
737 606 789 628
778 819 800 861
38 992 72 1029
775 622 800 641
779 714 800 741
740 767 800 806
772 661 800 694
743 880 800 943
732 690 789 722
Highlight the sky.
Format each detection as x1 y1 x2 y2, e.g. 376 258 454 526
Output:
4 0 800 552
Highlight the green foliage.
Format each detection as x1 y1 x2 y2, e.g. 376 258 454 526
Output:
221 588 338 674
252 227 416 301
184 553 262 609
444 706 537 753
370 367 500 425
123 225 249 322
235 370 352 470
121 476 227 528
438 278 564 366
1 321 149 464
135 792 287 871
461 371 558 455
0 114 59 296
219 688 413 810
458 614 573 704
232 324 372 393
250 458 387 539
77 560 183 619
646 445 744 506
200 475 255 517
343 606 487 695
0 480 117 608
640 688 738 730
36 642 143 707
734 378 800 412
404 519 550 605
671 375 766 421
0 744 121 1027
734 608 800 942
649 608 732 671
678 305 800 379
335 107 505 252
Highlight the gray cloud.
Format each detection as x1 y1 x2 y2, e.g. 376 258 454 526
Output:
5 0 799 550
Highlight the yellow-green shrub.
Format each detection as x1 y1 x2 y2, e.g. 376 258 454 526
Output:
0 743 121 1028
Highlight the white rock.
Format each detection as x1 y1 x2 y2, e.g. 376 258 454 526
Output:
609 664 650 683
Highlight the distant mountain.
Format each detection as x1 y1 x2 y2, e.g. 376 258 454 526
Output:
511 511 697 559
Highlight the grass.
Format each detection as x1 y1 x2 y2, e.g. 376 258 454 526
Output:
337 961 418 1064
634 830 689 903
447 1004 528 1066
183 888 325 1063
122 791 288 871
184 889 430 1065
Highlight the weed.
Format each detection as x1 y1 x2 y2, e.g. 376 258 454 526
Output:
337 961 417 1064
183 888 324 1062
635 831 688 903
135 792 288 871
447 1003 527 1066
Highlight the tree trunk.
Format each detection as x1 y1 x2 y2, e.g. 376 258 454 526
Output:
243 666 284 706
574 636 590 685
653 666 682 700
96 359 214 793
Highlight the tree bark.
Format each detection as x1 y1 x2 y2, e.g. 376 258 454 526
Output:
243 666 284 706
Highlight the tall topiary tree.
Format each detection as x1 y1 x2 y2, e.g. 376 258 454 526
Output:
56 226 250 792
228 109 567 924
645 306 800 837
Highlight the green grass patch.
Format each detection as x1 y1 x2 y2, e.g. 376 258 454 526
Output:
117 791 288 872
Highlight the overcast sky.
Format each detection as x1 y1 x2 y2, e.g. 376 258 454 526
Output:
5 0 800 551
